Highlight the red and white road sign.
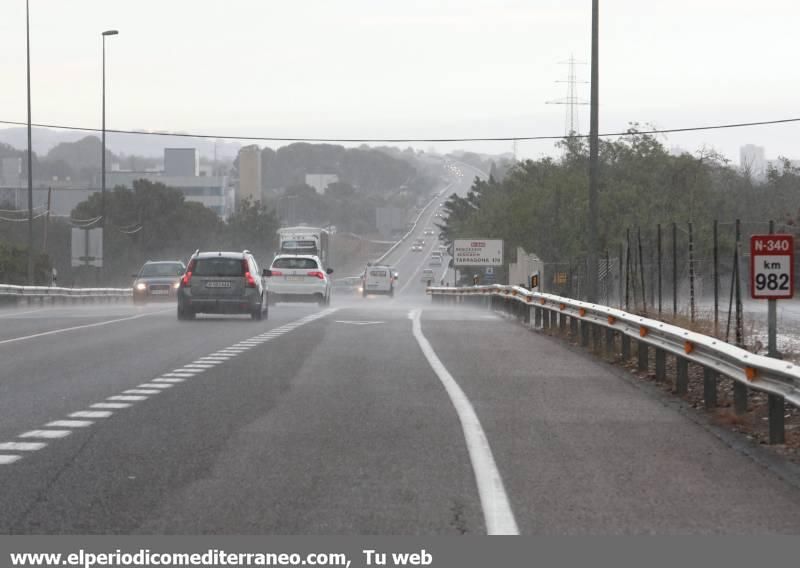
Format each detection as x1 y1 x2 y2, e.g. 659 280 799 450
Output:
750 234 794 299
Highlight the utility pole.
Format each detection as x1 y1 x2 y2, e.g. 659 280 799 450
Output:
26 0 34 285
587 0 600 302
42 185 51 251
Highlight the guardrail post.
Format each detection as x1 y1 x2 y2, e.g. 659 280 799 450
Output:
655 349 666 381
768 394 785 445
542 308 550 331
559 312 567 335
549 310 557 332
675 357 689 395
534 306 542 329
637 341 648 371
604 328 615 359
580 320 590 347
569 316 577 339
592 325 602 353
621 334 631 360
523 303 531 324
703 368 717 410
734 383 748 415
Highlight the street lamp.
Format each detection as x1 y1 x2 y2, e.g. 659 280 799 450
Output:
101 29 118 280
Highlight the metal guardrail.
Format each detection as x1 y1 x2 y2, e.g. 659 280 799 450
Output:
0 284 132 301
428 284 799 444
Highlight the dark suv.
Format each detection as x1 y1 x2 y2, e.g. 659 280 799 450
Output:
176 250 268 321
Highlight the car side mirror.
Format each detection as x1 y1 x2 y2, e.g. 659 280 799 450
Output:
326 268 334 275
263 269 272 277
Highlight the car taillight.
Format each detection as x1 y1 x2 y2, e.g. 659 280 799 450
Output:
307 271 325 279
242 260 256 288
181 260 195 287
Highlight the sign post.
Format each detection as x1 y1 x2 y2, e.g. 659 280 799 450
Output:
750 233 794 355
453 239 503 288
750 232 793 445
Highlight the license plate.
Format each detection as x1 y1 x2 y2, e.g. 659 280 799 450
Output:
150 289 169 295
286 276 304 282
205 281 232 288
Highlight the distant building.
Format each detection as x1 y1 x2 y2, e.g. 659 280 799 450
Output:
237 146 262 203
740 144 767 180
305 173 338 194
1 157 22 186
164 148 199 177
108 172 229 217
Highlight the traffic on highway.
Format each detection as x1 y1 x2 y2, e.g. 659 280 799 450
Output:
1 5 799 564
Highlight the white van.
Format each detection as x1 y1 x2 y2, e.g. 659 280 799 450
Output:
362 265 397 297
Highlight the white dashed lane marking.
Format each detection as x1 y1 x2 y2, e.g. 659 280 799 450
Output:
0 442 47 451
20 430 71 439
0 308 338 465
70 411 112 419
46 420 93 428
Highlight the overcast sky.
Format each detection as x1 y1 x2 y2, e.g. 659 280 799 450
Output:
0 0 798 161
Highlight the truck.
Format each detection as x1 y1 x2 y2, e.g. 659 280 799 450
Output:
276 226 330 267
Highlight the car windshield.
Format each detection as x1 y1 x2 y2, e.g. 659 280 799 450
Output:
192 258 244 277
272 258 319 269
140 263 183 277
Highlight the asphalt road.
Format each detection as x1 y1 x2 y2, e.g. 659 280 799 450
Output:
1 167 799 534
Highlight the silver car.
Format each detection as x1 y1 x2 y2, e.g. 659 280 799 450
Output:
132 260 185 304
176 250 268 321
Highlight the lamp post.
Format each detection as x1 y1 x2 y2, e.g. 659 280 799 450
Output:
101 29 118 280
26 0 34 284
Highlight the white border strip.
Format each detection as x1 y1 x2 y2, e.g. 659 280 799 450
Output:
409 308 519 535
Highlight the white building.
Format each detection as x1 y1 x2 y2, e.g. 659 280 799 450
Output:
107 172 229 218
237 146 262 204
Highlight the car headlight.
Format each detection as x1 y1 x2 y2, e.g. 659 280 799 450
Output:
135 282 146 291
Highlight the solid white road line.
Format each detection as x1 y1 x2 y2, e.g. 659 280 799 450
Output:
0 455 22 464
409 309 519 535
0 309 170 346
46 420 93 428
0 442 47 451
20 430 71 439
70 410 113 418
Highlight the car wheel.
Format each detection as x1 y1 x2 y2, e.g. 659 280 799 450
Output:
317 295 326 307
178 304 195 321
251 300 264 321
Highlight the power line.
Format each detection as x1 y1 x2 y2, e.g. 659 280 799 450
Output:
0 117 799 144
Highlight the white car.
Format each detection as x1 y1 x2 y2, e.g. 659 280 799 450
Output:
266 254 333 306
361 265 397 297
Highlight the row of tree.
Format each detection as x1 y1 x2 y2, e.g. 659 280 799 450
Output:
440 129 800 286
0 179 281 286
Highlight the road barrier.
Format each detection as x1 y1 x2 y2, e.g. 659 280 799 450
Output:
428 284 800 445
0 284 132 305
